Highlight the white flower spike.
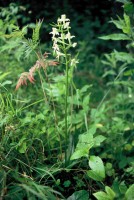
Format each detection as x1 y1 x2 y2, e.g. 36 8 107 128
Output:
58 14 70 25
50 28 59 37
65 32 75 43
50 15 77 61
70 58 79 67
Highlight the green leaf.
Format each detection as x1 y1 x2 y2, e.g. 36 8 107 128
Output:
105 186 116 198
94 135 106 147
71 131 94 160
70 147 89 160
116 0 130 3
125 184 134 200
113 50 134 63
124 2 134 15
123 13 131 34
93 191 111 200
32 20 42 46
18 142 27 153
67 190 89 200
87 170 104 181
88 156 105 180
88 126 97 135
93 186 116 200
78 132 94 147
63 180 71 188
124 69 134 76
0 71 11 80
111 18 124 30
99 34 131 40
89 156 105 176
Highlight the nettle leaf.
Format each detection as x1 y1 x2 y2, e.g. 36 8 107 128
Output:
99 34 131 40
125 184 134 200
88 156 105 181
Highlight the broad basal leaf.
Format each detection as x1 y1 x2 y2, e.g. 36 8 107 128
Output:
88 156 105 181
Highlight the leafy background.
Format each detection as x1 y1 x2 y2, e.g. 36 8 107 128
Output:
0 0 134 199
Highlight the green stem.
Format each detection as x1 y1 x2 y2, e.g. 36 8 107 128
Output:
65 54 69 166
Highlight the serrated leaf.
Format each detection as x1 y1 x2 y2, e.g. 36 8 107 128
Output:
99 34 131 40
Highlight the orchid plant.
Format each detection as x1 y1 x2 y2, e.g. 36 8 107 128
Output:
50 14 79 165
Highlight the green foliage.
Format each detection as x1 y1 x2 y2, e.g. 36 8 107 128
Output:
93 186 116 200
125 184 134 200
0 1 134 199
87 156 105 181
67 190 89 200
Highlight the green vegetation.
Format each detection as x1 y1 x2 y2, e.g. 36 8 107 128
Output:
0 1 134 199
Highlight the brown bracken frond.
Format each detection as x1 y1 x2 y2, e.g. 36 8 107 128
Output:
15 52 58 90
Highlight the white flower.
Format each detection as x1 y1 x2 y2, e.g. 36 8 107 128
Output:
56 51 64 60
52 37 58 43
72 43 77 48
58 14 70 25
63 22 70 29
70 58 79 66
65 32 75 43
50 28 59 37
52 42 60 53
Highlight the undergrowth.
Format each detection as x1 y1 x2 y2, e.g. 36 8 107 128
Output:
0 1 134 199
